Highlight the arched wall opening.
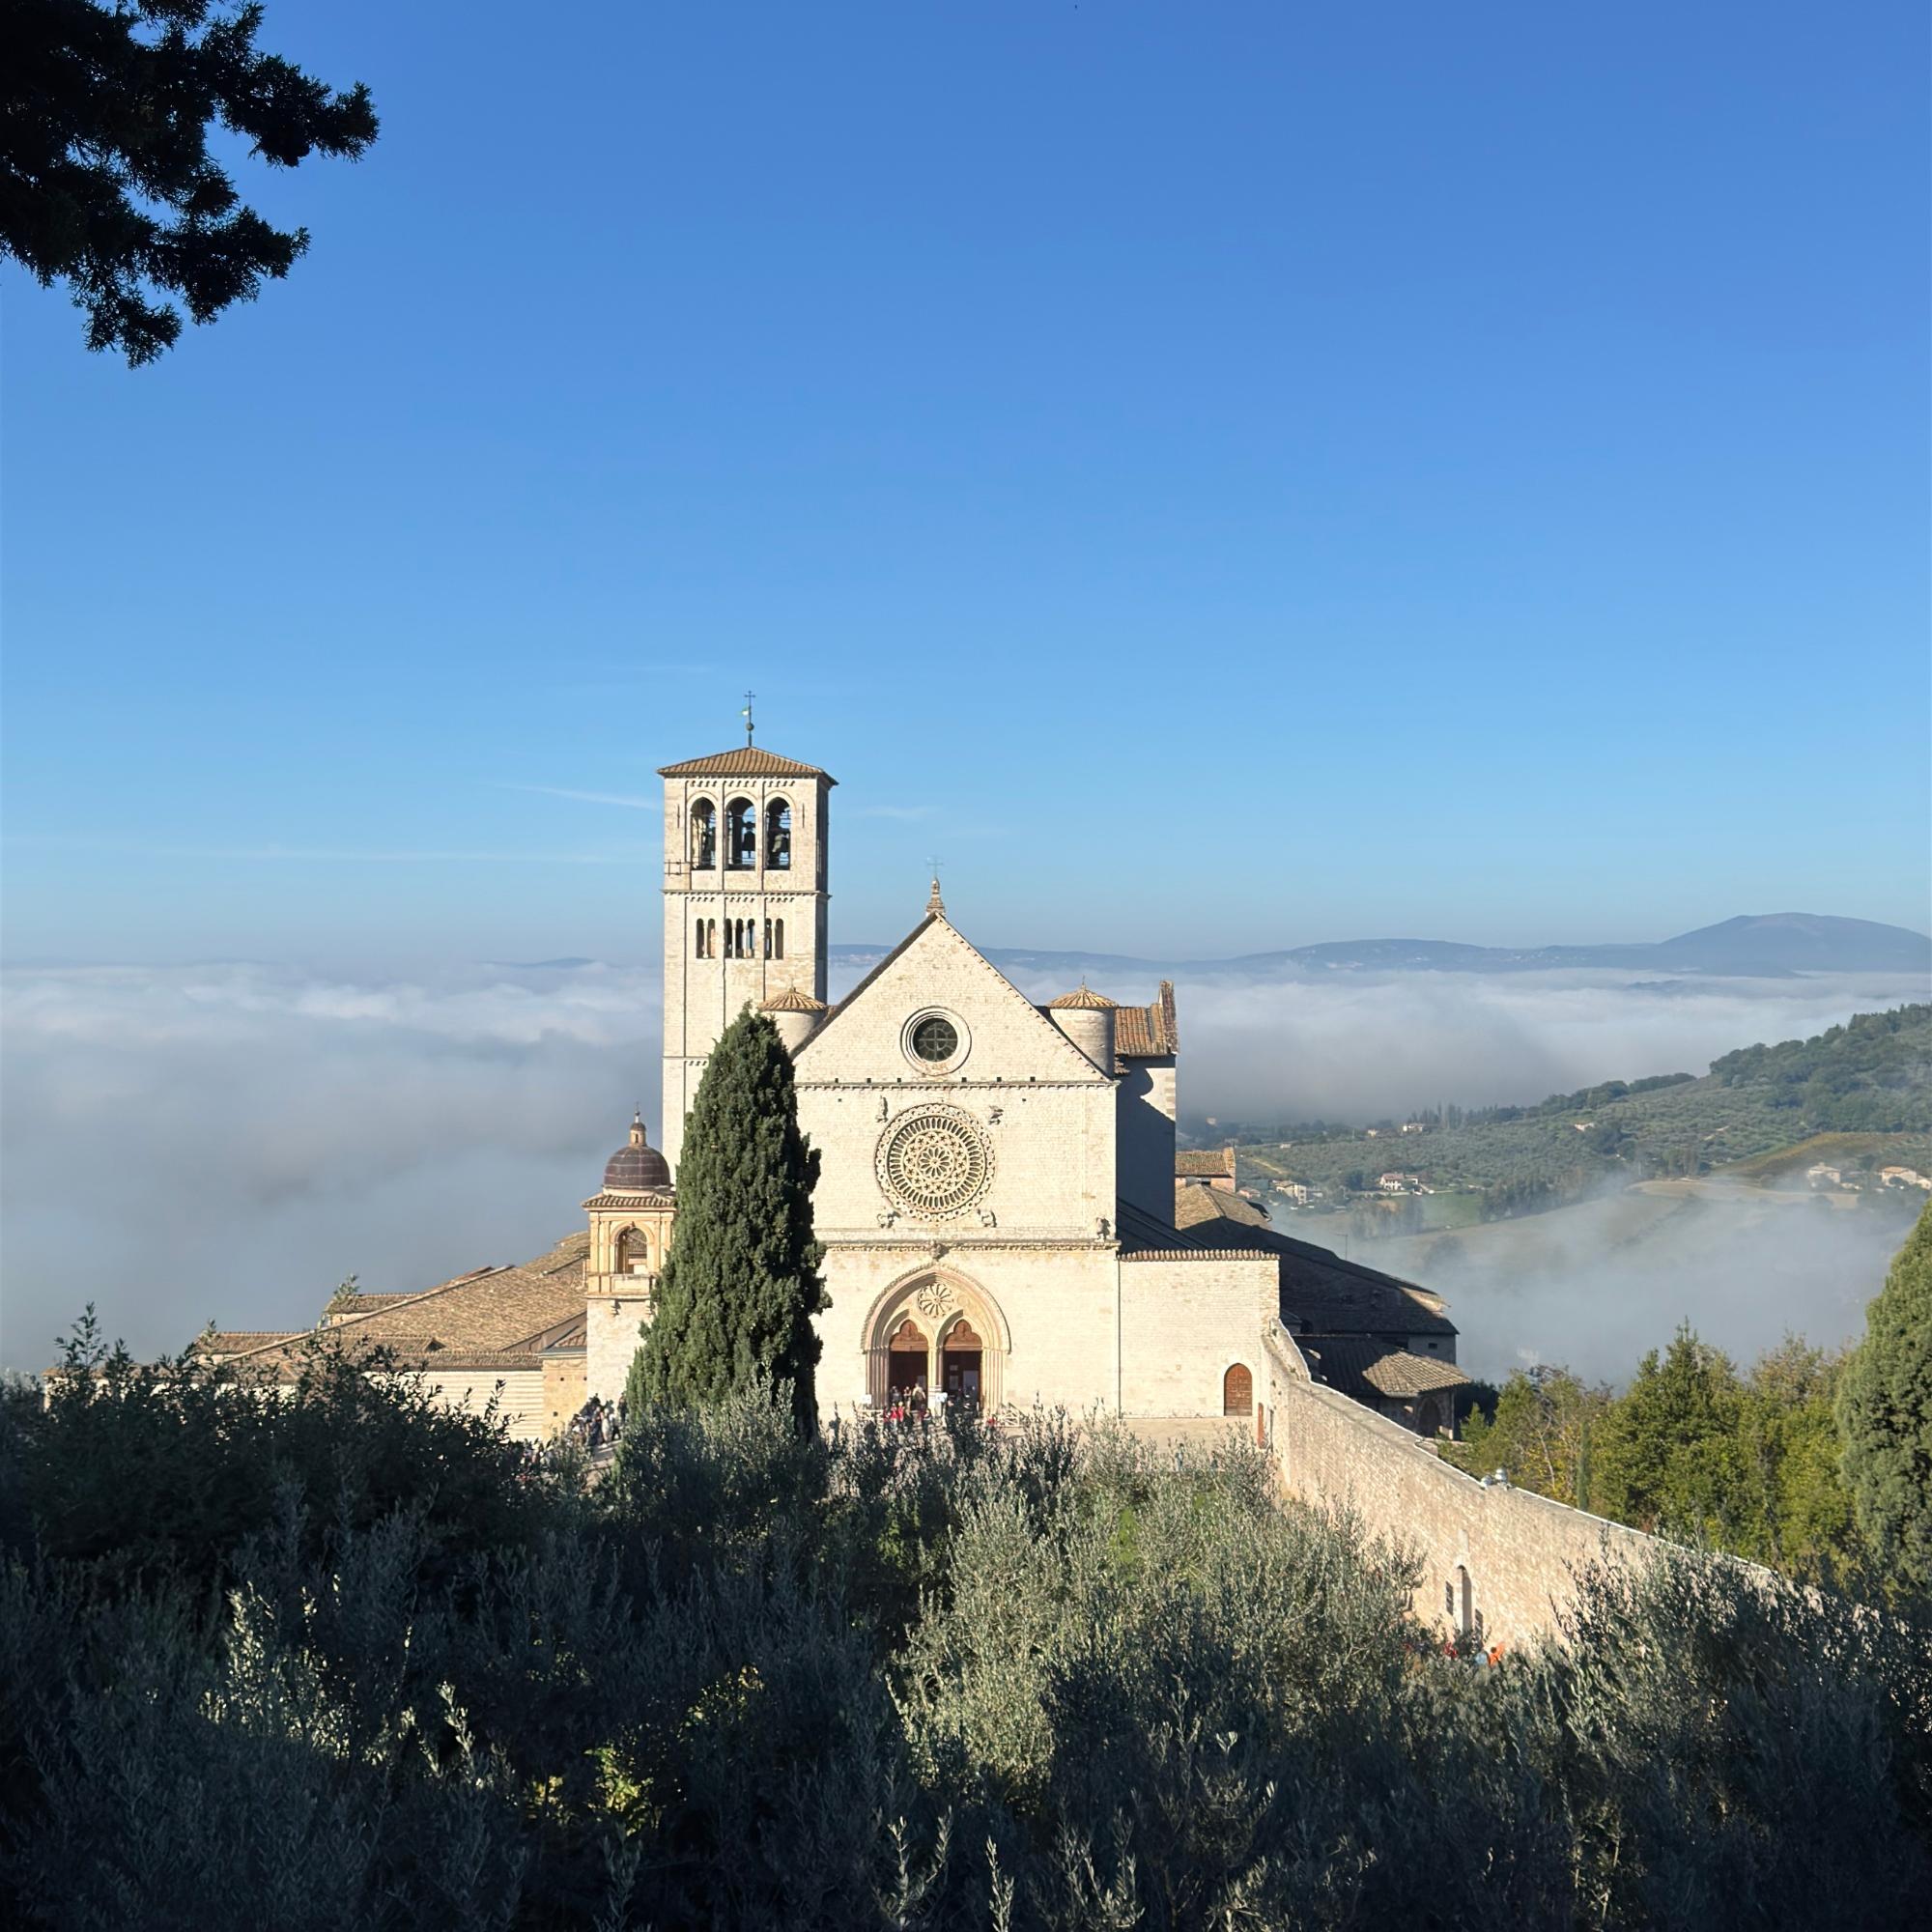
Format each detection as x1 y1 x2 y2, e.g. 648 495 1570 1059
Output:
725 797 756 869
1223 1362 1253 1416
886 1317 928 1397
864 1270 1009 1412
690 799 717 869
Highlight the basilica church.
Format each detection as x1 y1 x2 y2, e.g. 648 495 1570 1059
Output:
191 735 1469 1438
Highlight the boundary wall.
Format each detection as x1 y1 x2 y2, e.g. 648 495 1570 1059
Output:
1260 1324 1660 1651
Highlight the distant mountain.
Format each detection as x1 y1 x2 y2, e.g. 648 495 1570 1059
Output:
1630 914 1932 976
831 914 1932 984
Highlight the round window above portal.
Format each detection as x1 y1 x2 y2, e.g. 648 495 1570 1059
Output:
876 1106 995 1218
901 1008 969 1075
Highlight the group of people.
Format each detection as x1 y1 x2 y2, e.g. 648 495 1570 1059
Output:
880 1383 982 1429
566 1393 625 1452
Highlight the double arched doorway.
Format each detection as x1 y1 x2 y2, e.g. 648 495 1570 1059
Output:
867 1270 1008 1412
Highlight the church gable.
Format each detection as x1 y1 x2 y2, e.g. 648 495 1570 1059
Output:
796 916 1111 1087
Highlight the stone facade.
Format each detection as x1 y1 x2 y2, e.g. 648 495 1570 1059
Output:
628 734 1463 1425
637 806 1292 1418
658 747 832 1172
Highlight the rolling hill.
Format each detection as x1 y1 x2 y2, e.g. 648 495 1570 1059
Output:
1236 1004 1932 1215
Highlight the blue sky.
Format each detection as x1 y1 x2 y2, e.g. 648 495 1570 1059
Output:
4 0 1926 965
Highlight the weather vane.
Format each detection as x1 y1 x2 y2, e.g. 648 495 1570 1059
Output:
741 689 755 744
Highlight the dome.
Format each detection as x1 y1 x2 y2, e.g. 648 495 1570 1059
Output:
1047 984 1118 1010
761 987 829 1012
603 1112 671 1192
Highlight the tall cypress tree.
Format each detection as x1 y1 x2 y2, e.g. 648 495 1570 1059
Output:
1837 1201 1932 1594
628 1007 827 1430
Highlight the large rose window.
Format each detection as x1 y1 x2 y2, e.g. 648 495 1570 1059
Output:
877 1107 994 1218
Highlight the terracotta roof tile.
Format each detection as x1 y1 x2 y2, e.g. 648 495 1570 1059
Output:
657 747 834 781
1047 986 1118 1009
1174 1182 1268 1231
1304 1335 1470 1402
761 986 829 1011
1116 980 1178 1057
1175 1149 1235 1178
189 1330 304 1356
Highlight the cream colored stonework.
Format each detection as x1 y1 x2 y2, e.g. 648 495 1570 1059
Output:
659 759 831 1172
614 746 1290 1418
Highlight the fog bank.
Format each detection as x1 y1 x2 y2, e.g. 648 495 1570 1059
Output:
3 960 1920 1368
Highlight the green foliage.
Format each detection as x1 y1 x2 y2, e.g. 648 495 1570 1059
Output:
1593 1324 1752 1542
1838 1202 1932 1591
1454 1329 1878 1591
1 2 379 364
1711 1004 1932 1129
5 1306 554 1596
630 1009 827 1433
3 1350 1930 1928
1451 1365 1612 1509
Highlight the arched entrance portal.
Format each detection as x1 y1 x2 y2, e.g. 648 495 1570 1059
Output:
886 1317 928 1398
940 1318 983 1407
864 1270 1009 1412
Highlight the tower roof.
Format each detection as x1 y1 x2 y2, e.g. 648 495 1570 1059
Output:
603 1113 671 1192
761 987 829 1012
1047 984 1118 1010
657 747 835 782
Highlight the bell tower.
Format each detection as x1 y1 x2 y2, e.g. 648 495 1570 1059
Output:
658 723 833 1171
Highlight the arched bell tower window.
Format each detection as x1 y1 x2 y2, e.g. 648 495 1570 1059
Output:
725 797 756 870
615 1227 650 1274
765 798 792 870
690 799 717 870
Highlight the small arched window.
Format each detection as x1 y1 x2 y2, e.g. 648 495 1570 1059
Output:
695 918 708 958
725 797 756 870
1222 1363 1253 1416
765 797 792 869
690 799 717 869
773 918 784 960
706 919 717 957
615 1227 650 1274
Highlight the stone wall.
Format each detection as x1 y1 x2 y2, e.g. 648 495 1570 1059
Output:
585 1288 653 1404
412 1368 548 1441
1260 1324 1659 1651
1119 1253 1277 1416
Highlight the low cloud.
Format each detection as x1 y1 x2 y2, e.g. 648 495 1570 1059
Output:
2 963 662 1365
1368 1182 1908 1386
3 960 1919 1374
1069 967 1928 1127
